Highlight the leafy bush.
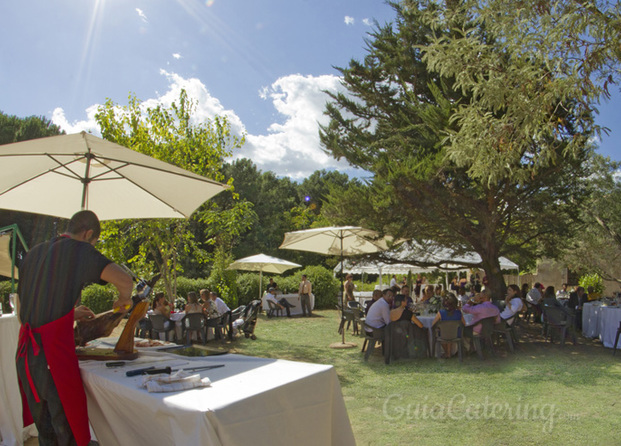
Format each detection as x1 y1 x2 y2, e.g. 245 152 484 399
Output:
207 247 238 309
80 284 118 315
277 266 340 310
175 277 210 301
579 273 604 295
236 273 261 306
0 280 13 312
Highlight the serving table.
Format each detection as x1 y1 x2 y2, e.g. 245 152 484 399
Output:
80 350 354 445
0 314 37 446
582 301 621 348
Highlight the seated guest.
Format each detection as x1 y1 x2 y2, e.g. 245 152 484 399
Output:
500 284 523 324
200 289 220 319
456 286 470 307
152 292 173 331
461 290 500 335
432 293 465 358
365 288 394 332
265 287 294 317
434 284 444 297
526 282 544 320
394 285 414 308
209 291 230 316
390 294 424 328
420 285 434 303
185 291 203 314
542 286 560 307
365 289 382 316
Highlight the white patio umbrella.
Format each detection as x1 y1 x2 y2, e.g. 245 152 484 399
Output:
227 253 301 300
280 226 396 347
0 132 228 220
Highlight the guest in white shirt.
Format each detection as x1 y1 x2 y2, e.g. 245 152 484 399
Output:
365 288 394 332
556 283 569 300
265 287 294 317
209 291 230 316
500 284 523 325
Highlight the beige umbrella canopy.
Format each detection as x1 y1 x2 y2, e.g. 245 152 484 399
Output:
0 233 17 280
0 132 228 220
227 254 301 300
280 226 395 346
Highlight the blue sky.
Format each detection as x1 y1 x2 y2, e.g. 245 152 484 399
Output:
1 0 619 180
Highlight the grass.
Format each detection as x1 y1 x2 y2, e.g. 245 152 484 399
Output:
222 310 621 446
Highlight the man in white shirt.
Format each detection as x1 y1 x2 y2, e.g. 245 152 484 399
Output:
365 288 394 332
390 275 398 288
556 283 569 300
526 283 544 305
265 287 294 317
209 291 230 316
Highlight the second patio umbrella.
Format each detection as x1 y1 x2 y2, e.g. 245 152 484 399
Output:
280 226 395 346
227 253 301 300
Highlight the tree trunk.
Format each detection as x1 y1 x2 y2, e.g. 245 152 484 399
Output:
480 254 507 302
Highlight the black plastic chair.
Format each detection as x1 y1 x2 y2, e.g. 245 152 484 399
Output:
613 321 621 356
267 300 283 318
523 301 540 323
148 314 175 342
338 308 356 335
352 307 365 336
216 311 232 340
472 316 497 360
493 320 515 353
542 306 576 347
433 320 465 362
135 317 152 339
362 321 385 361
181 313 207 345
347 300 361 309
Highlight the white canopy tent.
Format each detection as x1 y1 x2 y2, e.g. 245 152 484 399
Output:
334 243 519 289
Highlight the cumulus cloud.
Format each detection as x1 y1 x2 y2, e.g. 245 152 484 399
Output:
362 18 372 26
172 53 182 59
51 71 363 181
344 16 355 25
136 8 149 23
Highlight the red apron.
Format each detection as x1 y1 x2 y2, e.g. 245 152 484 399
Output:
17 309 91 446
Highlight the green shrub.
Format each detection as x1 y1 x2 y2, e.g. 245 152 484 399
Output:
207 247 238 309
175 277 210 301
80 284 118 314
0 280 13 312
236 273 261 306
279 266 340 310
579 273 604 295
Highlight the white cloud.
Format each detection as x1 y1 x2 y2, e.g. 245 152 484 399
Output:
51 71 362 181
172 53 182 59
136 8 149 23
344 16 355 26
362 18 372 26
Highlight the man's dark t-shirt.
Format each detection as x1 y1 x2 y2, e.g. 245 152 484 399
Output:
18 236 112 328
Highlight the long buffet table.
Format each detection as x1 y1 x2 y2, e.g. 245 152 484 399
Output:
80 351 355 445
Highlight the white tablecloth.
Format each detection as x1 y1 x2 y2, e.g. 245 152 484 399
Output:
79 352 355 446
582 302 621 348
583 302 603 338
0 315 37 446
261 293 315 316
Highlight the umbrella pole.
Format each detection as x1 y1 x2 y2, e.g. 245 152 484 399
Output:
259 270 263 302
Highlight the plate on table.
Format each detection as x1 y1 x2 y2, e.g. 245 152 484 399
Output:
134 338 178 350
157 345 229 357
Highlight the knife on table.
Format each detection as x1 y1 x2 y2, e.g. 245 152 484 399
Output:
126 364 225 376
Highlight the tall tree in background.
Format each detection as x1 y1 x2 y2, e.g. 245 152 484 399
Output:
562 155 621 283
95 91 251 301
320 0 594 298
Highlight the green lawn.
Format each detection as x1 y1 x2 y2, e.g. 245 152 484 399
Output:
227 310 621 446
